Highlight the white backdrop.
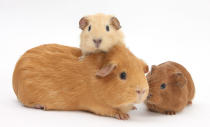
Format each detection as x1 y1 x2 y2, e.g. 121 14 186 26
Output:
0 0 210 127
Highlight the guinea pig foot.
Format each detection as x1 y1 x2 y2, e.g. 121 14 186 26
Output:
114 112 129 120
188 101 192 105
132 106 137 110
165 111 176 115
34 104 45 110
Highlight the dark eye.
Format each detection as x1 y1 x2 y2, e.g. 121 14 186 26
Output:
88 25 91 31
120 72 126 80
160 83 166 89
106 25 110 31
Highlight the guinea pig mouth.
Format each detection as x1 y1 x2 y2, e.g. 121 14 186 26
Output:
135 94 146 104
146 99 154 104
95 43 100 48
146 97 159 105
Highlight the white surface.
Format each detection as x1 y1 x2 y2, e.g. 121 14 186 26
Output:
0 0 210 126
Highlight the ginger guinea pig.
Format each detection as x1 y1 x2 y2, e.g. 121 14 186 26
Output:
145 61 195 115
13 43 148 120
79 13 124 57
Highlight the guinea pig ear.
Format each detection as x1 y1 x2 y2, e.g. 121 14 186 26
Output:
173 72 187 88
142 61 149 73
79 17 89 30
151 65 157 74
96 64 117 77
110 17 121 30
144 65 149 73
138 59 148 73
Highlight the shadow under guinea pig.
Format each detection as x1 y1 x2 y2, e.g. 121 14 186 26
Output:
128 102 197 123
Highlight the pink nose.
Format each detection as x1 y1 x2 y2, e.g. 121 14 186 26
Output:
136 90 146 94
93 39 102 48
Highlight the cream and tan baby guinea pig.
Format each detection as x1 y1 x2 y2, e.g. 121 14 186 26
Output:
79 13 124 56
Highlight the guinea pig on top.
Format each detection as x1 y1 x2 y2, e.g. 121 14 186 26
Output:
79 13 124 57
13 43 149 120
145 61 195 115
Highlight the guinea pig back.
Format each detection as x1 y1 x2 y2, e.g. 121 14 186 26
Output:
13 43 148 120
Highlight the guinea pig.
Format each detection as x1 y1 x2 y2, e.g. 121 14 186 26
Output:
145 61 195 115
13 43 149 120
79 13 124 57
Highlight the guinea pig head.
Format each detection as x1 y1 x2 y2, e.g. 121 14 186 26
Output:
146 64 187 107
79 13 124 53
93 44 149 108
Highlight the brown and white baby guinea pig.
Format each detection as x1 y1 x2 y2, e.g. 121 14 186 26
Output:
145 61 195 115
79 13 124 56
13 43 149 120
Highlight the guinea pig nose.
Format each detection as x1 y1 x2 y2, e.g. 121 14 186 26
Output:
136 90 141 94
93 39 102 48
147 93 152 99
136 89 146 94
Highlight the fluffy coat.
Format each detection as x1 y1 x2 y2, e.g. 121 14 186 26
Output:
13 43 148 120
145 61 195 115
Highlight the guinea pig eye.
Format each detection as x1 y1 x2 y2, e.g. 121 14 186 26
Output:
106 25 110 32
88 25 91 31
120 72 126 80
160 83 166 89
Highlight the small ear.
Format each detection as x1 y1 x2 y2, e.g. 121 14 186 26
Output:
138 59 148 73
79 17 89 30
110 17 121 30
151 65 157 71
144 65 149 73
173 72 187 88
143 62 149 73
151 65 157 74
96 64 116 77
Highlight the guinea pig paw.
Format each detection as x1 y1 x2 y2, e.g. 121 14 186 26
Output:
165 111 176 115
148 108 157 113
188 101 192 105
132 106 137 110
114 112 129 120
34 104 45 110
